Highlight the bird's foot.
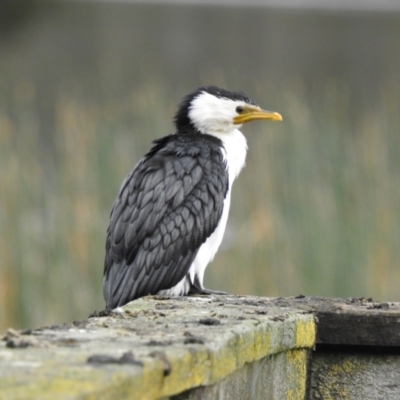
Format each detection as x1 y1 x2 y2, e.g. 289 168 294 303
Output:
189 284 227 296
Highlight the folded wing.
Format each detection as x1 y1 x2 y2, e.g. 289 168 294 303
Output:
103 134 228 309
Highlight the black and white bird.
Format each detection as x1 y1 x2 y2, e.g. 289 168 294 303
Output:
103 86 282 309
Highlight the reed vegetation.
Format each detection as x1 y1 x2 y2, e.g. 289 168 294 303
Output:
1 79 399 331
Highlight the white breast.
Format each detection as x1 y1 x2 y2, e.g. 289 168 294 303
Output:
191 128 247 282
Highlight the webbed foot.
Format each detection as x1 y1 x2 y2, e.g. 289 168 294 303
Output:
189 282 227 296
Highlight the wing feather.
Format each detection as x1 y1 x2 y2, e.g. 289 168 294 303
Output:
103 133 228 309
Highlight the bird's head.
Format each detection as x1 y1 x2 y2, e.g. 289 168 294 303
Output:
174 86 282 135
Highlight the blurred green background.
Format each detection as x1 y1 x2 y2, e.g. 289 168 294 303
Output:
1 1 400 332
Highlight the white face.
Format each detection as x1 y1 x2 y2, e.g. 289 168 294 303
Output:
188 91 248 134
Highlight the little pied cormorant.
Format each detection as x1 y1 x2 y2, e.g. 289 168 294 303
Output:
103 86 282 309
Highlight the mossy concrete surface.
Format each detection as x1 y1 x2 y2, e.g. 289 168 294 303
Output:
0 295 315 400
310 350 400 400
171 348 309 400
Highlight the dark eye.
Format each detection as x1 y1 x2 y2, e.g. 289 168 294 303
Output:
236 106 244 114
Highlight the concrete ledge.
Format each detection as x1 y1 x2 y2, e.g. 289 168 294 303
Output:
0 295 316 400
261 296 400 347
311 347 400 400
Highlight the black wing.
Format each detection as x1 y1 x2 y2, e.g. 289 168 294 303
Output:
103 133 229 309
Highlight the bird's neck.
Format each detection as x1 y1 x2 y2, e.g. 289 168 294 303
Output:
208 128 248 184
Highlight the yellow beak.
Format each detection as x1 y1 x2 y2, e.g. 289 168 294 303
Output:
233 107 283 125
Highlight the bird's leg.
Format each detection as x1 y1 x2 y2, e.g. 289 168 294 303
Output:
190 286 228 295
188 276 227 296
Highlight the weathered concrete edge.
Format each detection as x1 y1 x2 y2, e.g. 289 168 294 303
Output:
85 311 316 399
0 297 316 400
168 315 314 396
